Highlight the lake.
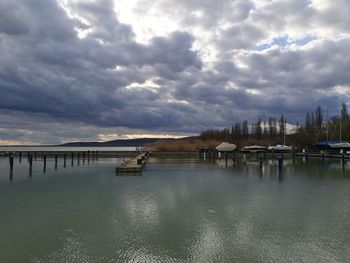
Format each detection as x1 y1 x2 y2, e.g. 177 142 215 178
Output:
1 155 350 262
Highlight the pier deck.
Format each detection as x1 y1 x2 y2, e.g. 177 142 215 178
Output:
116 152 150 175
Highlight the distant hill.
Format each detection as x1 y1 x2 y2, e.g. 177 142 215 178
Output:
59 138 179 147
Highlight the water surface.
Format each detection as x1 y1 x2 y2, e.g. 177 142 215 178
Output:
1 156 350 262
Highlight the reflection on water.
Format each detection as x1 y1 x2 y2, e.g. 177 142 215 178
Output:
0 156 350 262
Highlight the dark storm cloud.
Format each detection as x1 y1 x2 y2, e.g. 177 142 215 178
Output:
0 0 202 135
0 0 350 144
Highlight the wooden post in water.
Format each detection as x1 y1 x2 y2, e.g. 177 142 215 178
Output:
225 152 228 167
71 152 74 166
96 151 98 160
55 154 58 170
43 155 47 172
9 155 14 170
34 152 37 161
259 157 263 170
83 152 85 164
77 152 80 165
278 157 283 173
19 152 22 163
321 151 325 162
29 154 33 168
64 153 67 168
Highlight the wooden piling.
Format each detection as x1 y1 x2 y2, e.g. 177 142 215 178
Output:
259 158 263 169
29 154 33 168
43 155 47 170
64 153 67 167
71 152 74 166
278 157 283 172
77 152 80 165
9 155 14 170
55 154 58 170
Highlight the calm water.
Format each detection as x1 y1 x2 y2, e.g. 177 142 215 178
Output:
1 156 350 262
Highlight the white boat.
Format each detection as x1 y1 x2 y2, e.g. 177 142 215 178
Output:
216 142 237 152
329 142 350 149
268 145 293 151
241 145 266 152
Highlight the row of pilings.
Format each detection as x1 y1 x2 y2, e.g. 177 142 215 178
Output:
198 149 349 172
3 151 101 174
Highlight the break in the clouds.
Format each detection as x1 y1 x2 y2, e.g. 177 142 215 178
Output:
0 0 349 144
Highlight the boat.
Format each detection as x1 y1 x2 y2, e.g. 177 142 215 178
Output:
268 118 293 152
329 142 350 149
216 142 237 152
316 140 342 150
241 145 266 152
267 145 293 152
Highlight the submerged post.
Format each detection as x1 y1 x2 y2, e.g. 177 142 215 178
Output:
71 152 74 166
29 154 33 168
64 153 67 168
77 152 80 165
259 157 263 169
225 152 228 167
321 151 325 162
9 155 14 170
278 157 283 173
83 152 85 164
55 154 58 170
43 155 47 173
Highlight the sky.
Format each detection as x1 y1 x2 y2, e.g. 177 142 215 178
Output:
0 0 350 145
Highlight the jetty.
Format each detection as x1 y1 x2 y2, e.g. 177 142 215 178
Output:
116 152 150 175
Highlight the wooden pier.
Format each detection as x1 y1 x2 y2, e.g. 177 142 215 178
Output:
116 152 150 175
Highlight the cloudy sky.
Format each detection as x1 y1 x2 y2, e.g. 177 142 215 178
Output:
0 0 349 144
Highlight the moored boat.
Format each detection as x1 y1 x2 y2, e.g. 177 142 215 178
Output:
267 144 293 152
329 142 350 149
241 145 267 152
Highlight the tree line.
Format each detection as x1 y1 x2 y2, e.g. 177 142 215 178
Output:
199 103 350 149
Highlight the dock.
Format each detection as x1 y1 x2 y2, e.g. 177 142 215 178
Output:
116 152 150 175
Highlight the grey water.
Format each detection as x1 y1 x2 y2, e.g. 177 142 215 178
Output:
1 155 350 262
